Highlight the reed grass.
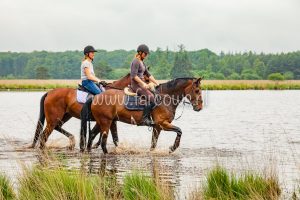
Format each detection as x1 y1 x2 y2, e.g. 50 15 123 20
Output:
17 160 172 200
123 171 173 200
1 79 300 90
18 165 122 200
189 166 281 200
123 172 160 200
0 157 287 200
0 173 15 200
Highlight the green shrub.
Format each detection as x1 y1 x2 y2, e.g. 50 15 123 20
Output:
268 73 285 81
283 71 294 80
227 73 241 80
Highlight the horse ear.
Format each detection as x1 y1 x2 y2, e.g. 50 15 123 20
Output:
195 77 202 85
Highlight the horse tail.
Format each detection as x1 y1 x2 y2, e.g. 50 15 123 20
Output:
80 97 93 151
31 92 48 148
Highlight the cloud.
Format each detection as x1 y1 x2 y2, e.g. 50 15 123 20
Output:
0 0 299 53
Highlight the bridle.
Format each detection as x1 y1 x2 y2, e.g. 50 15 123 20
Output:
185 81 203 108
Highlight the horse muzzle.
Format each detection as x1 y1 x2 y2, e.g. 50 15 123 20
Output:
193 106 202 112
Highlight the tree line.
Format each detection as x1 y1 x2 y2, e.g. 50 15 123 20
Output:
0 46 299 80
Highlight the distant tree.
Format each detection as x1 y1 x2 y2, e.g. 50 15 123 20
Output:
110 68 129 79
268 73 285 81
151 48 172 80
94 61 113 79
228 72 241 80
218 66 233 77
170 45 193 78
241 69 261 80
1 49 300 80
36 66 50 79
253 59 267 78
283 71 294 80
214 73 225 80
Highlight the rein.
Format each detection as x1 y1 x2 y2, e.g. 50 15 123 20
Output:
104 84 124 90
174 99 191 120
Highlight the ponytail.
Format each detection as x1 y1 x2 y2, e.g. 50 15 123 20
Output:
82 55 89 61
135 52 143 61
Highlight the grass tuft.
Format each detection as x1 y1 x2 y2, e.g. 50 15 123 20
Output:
123 171 160 200
18 165 122 200
123 171 173 200
0 173 15 200
190 166 281 200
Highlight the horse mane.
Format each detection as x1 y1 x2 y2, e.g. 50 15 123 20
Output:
160 77 196 89
112 73 130 83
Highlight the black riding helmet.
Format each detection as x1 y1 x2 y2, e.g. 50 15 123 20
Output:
137 44 150 54
84 45 97 55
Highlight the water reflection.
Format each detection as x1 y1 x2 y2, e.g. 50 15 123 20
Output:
1 91 300 198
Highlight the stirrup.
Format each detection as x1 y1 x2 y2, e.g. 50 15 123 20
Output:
139 117 155 126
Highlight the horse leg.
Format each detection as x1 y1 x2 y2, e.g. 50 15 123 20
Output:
92 132 102 149
101 131 109 154
54 114 75 150
160 122 182 153
39 123 55 149
29 93 47 148
87 124 100 152
110 120 119 146
93 120 118 149
39 106 65 149
97 119 112 154
150 125 162 151
30 120 44 148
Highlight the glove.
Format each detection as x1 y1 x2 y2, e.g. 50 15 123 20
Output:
99 80 109 87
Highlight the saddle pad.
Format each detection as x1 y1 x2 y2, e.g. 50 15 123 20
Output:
124 95 146 111
77 90 90 104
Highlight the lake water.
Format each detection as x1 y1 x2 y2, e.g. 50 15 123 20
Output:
0 91 300 199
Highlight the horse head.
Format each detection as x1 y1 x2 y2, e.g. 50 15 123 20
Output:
156 77 203 111
184 77 203 111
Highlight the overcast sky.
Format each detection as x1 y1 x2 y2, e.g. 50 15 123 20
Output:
1 0 299 53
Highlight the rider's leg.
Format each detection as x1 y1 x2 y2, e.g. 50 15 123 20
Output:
136 88 156 126
82 80 102 95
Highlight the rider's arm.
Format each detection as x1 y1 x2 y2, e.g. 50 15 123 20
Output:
134 76 148 88
148 75 159 86
144 66 158 85
84 67 101 83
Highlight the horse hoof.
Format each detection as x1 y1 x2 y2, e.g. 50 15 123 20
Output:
27 144 35 149
169 146 175 153
102 149 108 154
113 141 119 147
92 144 100 149
150 147 155 151
68 145 75 151
68 136 75 150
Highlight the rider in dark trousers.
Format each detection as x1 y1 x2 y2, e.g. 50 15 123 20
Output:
130 44 159 126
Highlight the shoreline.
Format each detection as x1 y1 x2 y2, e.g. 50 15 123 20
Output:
0 79 300 90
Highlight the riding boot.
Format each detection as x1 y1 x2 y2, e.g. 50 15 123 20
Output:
140 102 156 126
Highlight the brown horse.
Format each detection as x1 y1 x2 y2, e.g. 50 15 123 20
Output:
81 77 203 153
32 73 133 149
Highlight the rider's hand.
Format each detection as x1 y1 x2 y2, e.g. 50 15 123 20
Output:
99 81 108 87
142 82 149 89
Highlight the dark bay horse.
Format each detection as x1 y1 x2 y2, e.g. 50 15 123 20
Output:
32 73 133 149
81 77 203 153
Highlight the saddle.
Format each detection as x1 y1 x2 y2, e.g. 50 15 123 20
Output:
77 84 94 104
124 83 158 111
124 86 146 110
